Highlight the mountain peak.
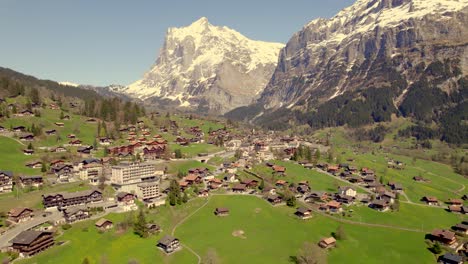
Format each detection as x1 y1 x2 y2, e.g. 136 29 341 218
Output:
124 18 284 114
192 17 209 25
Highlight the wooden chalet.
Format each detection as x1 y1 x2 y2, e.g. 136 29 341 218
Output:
452 223 468 234
19 175 43 188
295 207 312 219
63 206 90 223
157 235 180 253
318 237 336 249
25 161 42 169
321 201 342 213
370 199 390 211
232 184 247 193
214 207 229 216
147 223 161 234
208 178 222 189
305 191 329 203
42 189 103 208
0 170 13 193
185 174 202 185
23 149 34 155
422 196 439 206
19 134 34 141
272 165 286 175
240 179 258 188
8 208 33 223
95 218 113 230
430 229 457 245
143 145 166 160
116 192 135 205
437 253 464 264
11 230 54 257
267 194 282 205
45 129 56 136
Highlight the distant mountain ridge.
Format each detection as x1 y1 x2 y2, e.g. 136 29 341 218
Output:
116 17 284 114
226 0 468 143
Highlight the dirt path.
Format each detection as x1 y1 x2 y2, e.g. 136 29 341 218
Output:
171 197 211 264
171 197 211 236
414 167 465 194
181 243 201 264
0 135 26 146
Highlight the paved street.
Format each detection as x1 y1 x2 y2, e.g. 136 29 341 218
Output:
0 209 62 248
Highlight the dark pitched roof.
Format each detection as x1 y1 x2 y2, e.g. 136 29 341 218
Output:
0 171 13 177
11 230 51 245
296 207 311 214
439 253 463 263
158 235 178 246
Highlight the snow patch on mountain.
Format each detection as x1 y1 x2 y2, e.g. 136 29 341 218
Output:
121 17 284 113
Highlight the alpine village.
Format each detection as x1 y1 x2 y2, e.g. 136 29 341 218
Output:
0 0 467 263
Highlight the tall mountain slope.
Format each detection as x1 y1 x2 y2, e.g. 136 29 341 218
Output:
227 0 468 143
119 17 284 114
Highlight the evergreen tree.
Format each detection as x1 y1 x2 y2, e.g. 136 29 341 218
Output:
169 179 181 206
29 88 40 105
286 195 297 207
431 242 442 254
41 163 47 173
82 257 90 264
334 225 347 240
174 149 182 159
27 142 33 150
182 192 189 203
133 209 148 238
259 179 265 191
60 111 64 120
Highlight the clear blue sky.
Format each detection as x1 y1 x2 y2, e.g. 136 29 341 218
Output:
0 0 355 86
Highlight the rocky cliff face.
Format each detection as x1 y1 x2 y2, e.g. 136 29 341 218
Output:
255 0 468 115
120 17 284 114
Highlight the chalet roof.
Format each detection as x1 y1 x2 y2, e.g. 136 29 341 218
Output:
82 158 100 165
215 208 229 214
439 253 463 263
63 205 88 215
431 229 455 240
116 192 133 199
371 199 388 207
0 171 13 177
11 230 52 245
296 207 311 214
424 196 438 202
146 223 160 230
95 218 113 227
8 207 32 217
449 198 463 204
185 174 200 181
46 189 101 200
454 223 468 231
326 201 341 208
267 194 280 201
272 165 286 172
232 184 247 190
19 175 42 180
339 186 355 192
158 235 178 247
320 237 336 245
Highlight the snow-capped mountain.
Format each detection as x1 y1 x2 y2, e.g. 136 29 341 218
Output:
227 0 468 128
59 81 80 87
121 17 284 113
